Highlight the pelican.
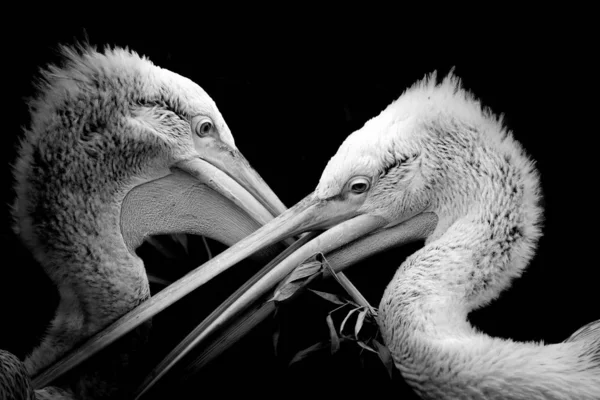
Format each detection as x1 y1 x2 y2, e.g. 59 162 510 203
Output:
1 44 288 399
113 72 599 399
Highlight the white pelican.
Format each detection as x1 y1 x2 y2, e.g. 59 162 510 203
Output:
1 44 288 399
115 72 599 399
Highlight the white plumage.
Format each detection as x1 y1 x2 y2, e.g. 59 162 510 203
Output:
317 72 600 399
3 45 286 399
176 71 600 399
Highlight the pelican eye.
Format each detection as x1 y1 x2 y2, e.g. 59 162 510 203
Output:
193 118 214 137
348 176 370 194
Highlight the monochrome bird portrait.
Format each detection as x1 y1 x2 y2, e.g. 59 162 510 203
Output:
1 24 598 400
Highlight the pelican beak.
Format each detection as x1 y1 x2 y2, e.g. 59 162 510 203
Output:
140 194 438 362
132 191 435 342
121 144 287 256
122 191 437 345
164 192 392 289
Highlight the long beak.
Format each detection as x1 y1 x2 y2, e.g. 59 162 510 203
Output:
123 139 291 258
124 134 290 253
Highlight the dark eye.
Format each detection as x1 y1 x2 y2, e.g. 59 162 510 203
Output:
194 118 214 137
348 177 370 194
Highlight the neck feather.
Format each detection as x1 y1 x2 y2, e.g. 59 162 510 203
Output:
379 206 599 399
15 178 150 377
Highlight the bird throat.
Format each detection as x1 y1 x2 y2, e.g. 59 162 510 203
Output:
120 170 264 255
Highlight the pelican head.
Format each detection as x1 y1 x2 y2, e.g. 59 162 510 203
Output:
14 45 284 254
9 45 286 398
315 72 541 245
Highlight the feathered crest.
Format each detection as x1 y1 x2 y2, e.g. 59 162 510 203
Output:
27 43 152 116
380 69 507 138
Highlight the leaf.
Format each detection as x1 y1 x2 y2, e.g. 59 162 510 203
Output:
287 259 324 281
288 342 329 366
320 255 369 311
339 307 360 335
326 314 340 354
355 308 368 338
372 339 394 379
356 341 377 354
270 258 324 303
308 289 346 305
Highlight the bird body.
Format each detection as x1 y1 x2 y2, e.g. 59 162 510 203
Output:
4 45 286 399
177 72 599 399
324 73 600 399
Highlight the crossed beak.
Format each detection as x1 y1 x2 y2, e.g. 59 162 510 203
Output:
132 189 437 397
33 138 438 393
147 192 438 365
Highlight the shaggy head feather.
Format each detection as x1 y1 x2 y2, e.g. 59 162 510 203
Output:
312 72 599 399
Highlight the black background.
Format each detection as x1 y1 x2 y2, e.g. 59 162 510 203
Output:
0 18 597 399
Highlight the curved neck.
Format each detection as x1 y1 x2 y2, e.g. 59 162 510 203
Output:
378 211 598 399
16 182 150 376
